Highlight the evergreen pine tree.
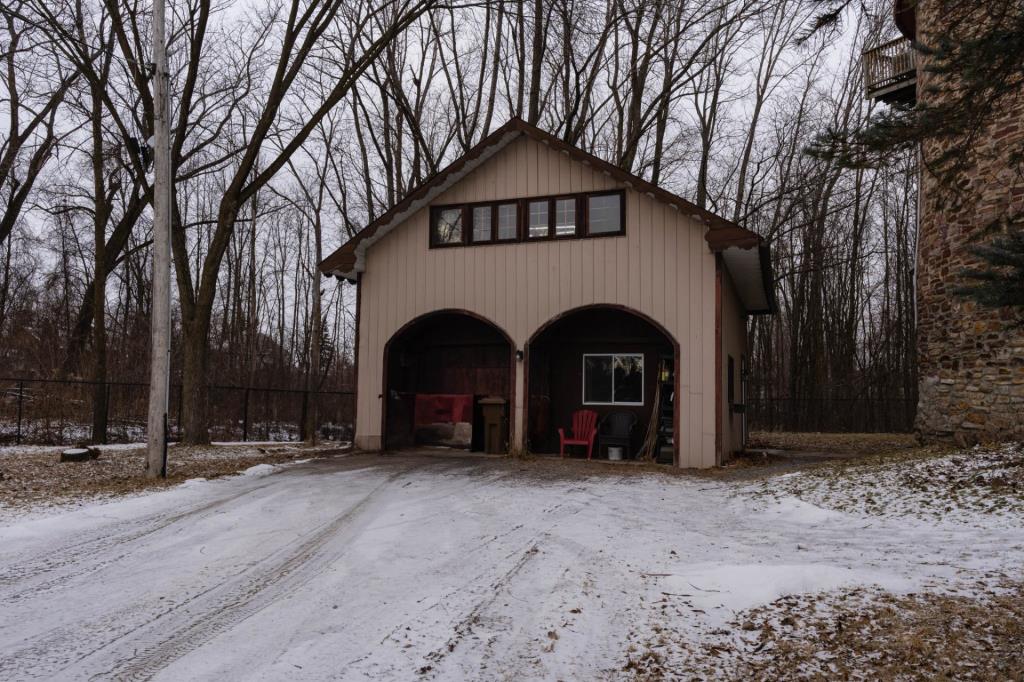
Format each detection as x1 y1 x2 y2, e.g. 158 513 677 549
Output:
804 0 1024 315
956 229 1024 309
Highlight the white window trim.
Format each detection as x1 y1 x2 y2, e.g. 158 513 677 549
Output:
582 353 645 406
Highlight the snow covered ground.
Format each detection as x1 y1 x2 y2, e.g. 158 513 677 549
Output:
1 450 1022 680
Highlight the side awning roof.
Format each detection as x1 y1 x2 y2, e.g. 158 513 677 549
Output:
705 226 776 315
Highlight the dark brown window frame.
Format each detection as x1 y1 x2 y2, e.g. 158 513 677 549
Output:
428 189 626 249
469 203 495 244
526 197 553 240
428 205 468 248
585 191 626 237
494 201 520 242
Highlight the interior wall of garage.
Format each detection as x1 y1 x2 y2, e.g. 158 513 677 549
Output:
354 134 722 467
527 307 673 457
384 312 513 448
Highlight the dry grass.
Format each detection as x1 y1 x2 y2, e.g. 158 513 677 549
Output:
626 581 1024 681
748 431 920 456
752 442 1024 522
0 442 345 513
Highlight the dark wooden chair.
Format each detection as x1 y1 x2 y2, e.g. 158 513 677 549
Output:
599 411 637 459
559 409 599 459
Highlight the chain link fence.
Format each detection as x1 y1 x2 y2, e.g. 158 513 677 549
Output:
746 396 916 433
0 377 354 446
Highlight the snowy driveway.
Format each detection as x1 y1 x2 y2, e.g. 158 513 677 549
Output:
1 453 1022 680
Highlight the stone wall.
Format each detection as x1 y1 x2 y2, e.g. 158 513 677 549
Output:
915 1 1024 444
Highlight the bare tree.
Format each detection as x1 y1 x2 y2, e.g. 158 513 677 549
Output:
0 0 78 246
174 0 439 443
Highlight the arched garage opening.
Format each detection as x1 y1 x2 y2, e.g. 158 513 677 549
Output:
383 310 513 451
526 306 678 462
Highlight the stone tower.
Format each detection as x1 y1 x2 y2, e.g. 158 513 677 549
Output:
864 0 1024 444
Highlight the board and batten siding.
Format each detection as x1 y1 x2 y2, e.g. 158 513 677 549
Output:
721 270 746 459
355 135 721 468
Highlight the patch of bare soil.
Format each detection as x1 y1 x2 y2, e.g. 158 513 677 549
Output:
626 581 1024 681
748 431 920 456
0 443 345 512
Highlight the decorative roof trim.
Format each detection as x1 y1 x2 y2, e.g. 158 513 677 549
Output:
319 118 766 284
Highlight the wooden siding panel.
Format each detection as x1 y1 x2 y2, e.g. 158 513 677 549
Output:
721 270 747 459
580 239 595 306
664 208 678 333
629 193 642 310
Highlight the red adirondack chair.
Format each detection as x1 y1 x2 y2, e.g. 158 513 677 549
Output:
559 409 599 459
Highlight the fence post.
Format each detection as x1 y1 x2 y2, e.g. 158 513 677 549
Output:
103 382 111 444
242 387 250 442
16 381 24 445
176 385 183 441
299 389 309 442
263 389 269 441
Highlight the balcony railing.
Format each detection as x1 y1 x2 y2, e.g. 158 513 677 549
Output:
863 37 916 103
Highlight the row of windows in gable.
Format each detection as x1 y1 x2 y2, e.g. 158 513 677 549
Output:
429 190 625 248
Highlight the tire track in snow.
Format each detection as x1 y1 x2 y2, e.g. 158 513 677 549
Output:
0 478 281 597
412 490 599 679
0 462 421 681
418 539 545 677
81 464 427 682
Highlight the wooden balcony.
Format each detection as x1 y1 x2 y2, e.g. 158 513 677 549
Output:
863 37 916 104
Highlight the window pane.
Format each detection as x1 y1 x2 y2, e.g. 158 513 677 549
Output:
583 356 613 403
497 203 517 240
613 355 644 404
472 206 492 242
588 194 622 234
554 198 576 236
433 208 463 244
528 200 549 238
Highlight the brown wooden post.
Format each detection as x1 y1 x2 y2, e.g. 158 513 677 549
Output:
263 389 269 441
103 382 111 444
176 385 183 440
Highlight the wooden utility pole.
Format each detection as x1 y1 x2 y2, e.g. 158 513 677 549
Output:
146 0 171 478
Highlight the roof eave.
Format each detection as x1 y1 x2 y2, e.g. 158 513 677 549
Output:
717 239 776 316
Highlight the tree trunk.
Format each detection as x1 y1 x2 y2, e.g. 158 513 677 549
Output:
0 236 11 339
91 269 108 443
89 77 109 444
527 0 543 123
180 315 212 444
304 205 324 444
304 282 321 444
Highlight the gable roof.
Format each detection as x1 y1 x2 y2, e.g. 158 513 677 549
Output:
319 117 774 314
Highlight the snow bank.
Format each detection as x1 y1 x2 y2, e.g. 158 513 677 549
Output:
659 563 912 618
750 442 1024 527
240 463 278 477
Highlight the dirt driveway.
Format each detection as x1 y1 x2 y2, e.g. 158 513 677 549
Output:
1 452 1021 680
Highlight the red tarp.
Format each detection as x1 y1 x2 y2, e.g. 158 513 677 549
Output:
414 394 473 426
